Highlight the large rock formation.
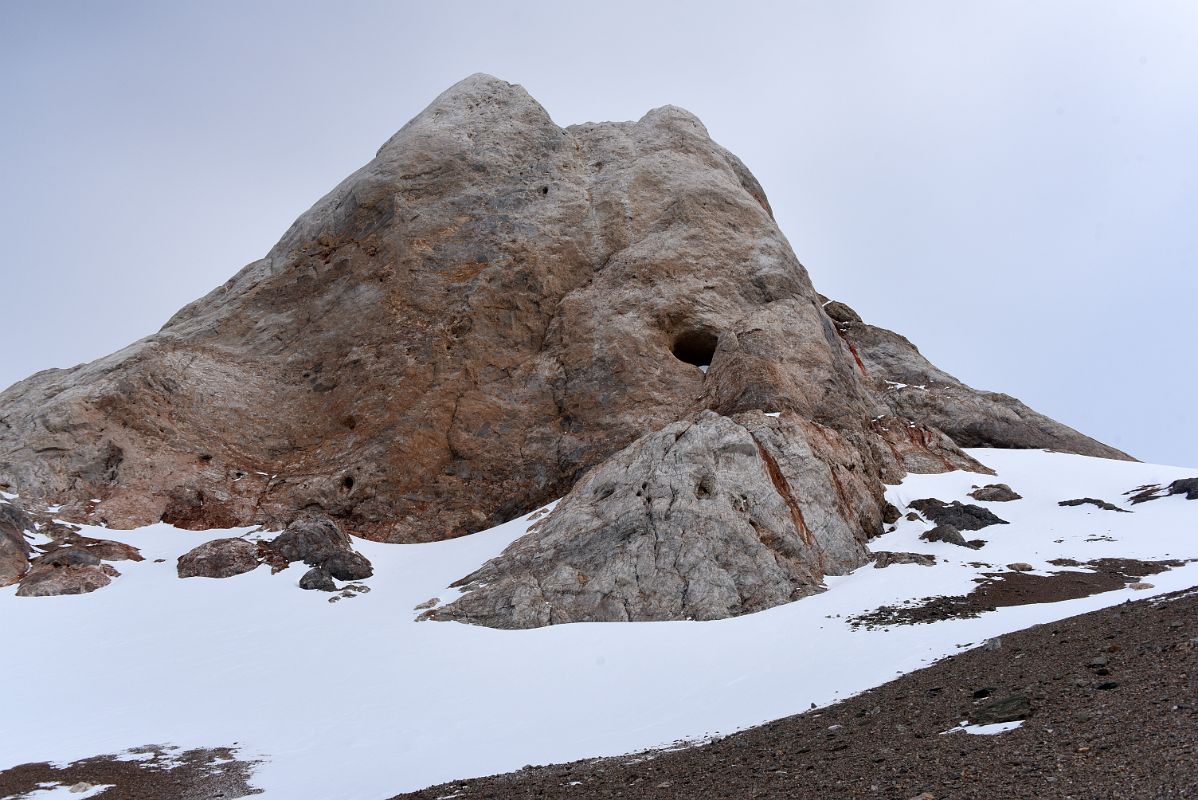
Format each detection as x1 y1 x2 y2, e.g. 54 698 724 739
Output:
0 73 1128 571
430 411 881 627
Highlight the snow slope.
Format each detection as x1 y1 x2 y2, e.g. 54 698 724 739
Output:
2 449 1195 799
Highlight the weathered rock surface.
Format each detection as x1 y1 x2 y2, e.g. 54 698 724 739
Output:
1059 497 1129 513
908 498 1008 531
968 483 1022 502
820 299 1134 461
298 567 336 591
0 75 884 543
266 517 372 580
919 524 984 549
0 74 1113 552
177 537 261 579
873 551 937 568
16 563 117 597
428 411 880 628
0 501 33 586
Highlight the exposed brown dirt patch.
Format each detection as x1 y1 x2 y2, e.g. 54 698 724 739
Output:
0 745 261 800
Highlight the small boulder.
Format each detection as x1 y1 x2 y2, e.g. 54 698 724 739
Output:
873 551 936 568
920 524 969 548
1007 562 1035 572
971 693 1032 725
16 563 113 597
298 567 336 591
1167 477 1198 500
177 537 261 579
968 484 1022 502
323 551 373 581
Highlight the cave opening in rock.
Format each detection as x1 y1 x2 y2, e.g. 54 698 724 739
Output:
671 328 719 369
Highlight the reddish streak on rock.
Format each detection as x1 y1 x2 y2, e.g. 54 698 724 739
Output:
751 436 815 550
843 338 869 378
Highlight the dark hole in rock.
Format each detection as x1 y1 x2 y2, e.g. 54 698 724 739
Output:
671 328 719 368
342 475 355 492
540 185 549 194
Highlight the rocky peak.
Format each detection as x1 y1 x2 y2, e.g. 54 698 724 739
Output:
0 75 1127 556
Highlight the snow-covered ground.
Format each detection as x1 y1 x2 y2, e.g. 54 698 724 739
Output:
2 449 1195 799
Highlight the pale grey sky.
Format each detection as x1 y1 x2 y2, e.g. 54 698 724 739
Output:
2 1 1195 465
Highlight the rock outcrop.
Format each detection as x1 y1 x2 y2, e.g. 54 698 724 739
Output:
428 411 880 627
0 501 34 586
0 74 1116 549
175 517 372 583
820 299 1134 461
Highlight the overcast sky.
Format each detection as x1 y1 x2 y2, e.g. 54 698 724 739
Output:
2 1 1195 465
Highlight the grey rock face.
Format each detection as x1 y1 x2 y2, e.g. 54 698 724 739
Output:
429 411 879 628
822 300 1134 461
968 484 1022 502
177 537 261 579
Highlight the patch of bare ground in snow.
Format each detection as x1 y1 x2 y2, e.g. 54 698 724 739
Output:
0 745 260 799
394 587 1198 800
849 558 1188 629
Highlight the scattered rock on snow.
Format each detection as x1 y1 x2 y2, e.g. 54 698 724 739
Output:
1058 498 1129 513
968 483 1022 502
1127 478 1198 504
298 567 336 591
873 552 937 568
908 498 1008 531
16 563 114 597
919 524 984 549
177 537 261 579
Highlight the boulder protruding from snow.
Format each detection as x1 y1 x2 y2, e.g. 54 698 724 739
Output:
968 484 1022 502
177 538 261 579
16 562 118 597
429 411 881 628
266 517 372 581
908 498 1008 531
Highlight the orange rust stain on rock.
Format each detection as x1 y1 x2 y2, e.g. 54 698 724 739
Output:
751 435 814 550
